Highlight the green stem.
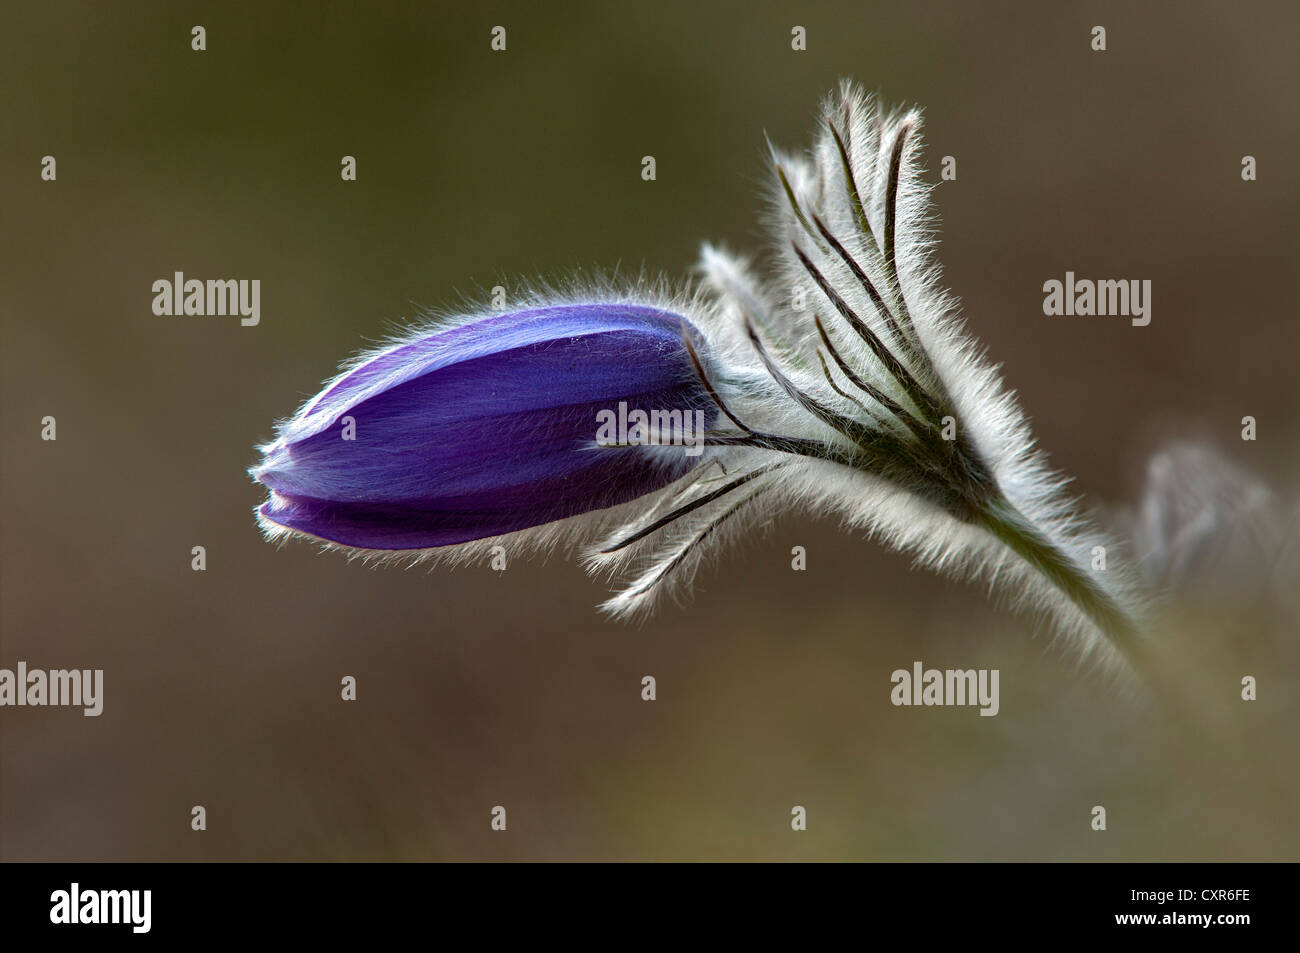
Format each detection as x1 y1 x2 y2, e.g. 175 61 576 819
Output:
977 495 1149 677
979 495 1235 751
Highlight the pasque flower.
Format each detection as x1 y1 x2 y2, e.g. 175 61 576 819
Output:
254 82 1148 672
252 303 717 550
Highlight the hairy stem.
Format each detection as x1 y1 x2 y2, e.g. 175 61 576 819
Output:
977 494 1147 675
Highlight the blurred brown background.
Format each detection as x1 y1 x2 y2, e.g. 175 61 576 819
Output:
2 1 1297 860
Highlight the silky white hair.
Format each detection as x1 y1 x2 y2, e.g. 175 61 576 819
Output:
257 82 1152 672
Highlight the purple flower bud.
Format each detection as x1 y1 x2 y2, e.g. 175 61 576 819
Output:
252 303 717 550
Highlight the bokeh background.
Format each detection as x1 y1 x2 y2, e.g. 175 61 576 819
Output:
3 0 1297 860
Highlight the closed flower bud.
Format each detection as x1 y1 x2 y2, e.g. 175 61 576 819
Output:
252 303 716 550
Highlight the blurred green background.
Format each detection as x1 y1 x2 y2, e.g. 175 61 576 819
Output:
3 0 1297 860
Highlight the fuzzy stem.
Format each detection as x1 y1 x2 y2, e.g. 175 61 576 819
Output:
980 495 1231 747
976 495 1149 675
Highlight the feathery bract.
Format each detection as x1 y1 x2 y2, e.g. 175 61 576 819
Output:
251 82 1146 670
